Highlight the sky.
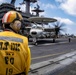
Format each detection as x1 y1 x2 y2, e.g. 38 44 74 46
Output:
0 0 76 35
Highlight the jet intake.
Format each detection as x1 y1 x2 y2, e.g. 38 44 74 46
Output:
31 32 37 35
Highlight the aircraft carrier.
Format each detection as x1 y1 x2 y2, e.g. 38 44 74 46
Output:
0 0 76 75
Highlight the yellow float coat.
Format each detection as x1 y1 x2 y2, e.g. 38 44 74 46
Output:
0 31 31 75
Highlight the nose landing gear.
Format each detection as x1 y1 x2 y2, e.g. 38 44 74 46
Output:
33 38 38 45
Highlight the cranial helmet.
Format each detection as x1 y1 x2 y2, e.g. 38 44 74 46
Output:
2 11 23 33
2 10 23 24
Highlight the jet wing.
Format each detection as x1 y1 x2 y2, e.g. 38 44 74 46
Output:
28 17 57 24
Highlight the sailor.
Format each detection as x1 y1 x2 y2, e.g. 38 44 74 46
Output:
0 10 31 75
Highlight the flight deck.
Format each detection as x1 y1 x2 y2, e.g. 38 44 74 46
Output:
28 38 76 75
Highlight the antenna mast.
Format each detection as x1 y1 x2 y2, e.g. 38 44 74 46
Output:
10 0 16 5
20 0 37 14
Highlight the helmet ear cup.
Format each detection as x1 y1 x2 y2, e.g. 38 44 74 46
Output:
10 20 21 33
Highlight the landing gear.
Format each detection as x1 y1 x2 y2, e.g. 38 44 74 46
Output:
53 38 55 43
33 38 38 45
35 42 38 45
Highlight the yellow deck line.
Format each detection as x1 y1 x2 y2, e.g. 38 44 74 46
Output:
32 51 68 60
